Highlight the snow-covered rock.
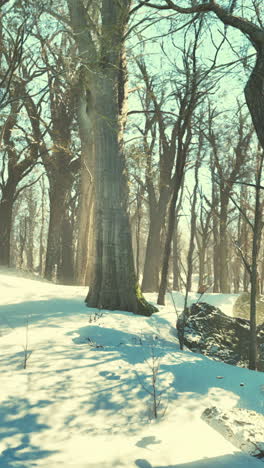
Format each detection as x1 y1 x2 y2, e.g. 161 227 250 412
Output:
177 302 264 370
202 406 264 461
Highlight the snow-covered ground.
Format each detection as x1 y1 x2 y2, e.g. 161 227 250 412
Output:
0 267 263 467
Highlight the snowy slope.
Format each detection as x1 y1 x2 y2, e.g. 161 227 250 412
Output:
0 267 263 468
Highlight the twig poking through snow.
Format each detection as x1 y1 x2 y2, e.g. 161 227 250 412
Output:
22 315 33 369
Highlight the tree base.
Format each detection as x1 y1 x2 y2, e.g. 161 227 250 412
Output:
85 283 158 316
134 283 158 316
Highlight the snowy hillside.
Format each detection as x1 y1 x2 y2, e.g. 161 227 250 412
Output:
0 268 263 468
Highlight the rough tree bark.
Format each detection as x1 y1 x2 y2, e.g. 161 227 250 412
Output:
75 71 95 285
68 0 155 314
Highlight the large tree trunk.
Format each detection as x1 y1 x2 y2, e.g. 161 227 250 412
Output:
244 48 264 151
85 75 154 314
69 0 155 315
245 52 264 370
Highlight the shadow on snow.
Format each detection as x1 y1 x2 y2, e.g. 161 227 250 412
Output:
0 396 57 467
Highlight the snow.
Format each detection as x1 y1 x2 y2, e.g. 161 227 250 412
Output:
202 407 264 458
0 267 263 467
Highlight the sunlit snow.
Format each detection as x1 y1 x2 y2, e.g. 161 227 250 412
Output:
0 267 263 467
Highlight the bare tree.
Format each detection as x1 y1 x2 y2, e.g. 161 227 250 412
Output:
205 102 254 293
235 151 264 370
157 23 215 304
195 194 213 292
0 13 25 109
0 85 41 266
184 138 203 310
142 1 264 155
130 61 173 292
22 31 80 283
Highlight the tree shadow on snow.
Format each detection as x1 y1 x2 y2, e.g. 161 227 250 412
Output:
68 319 179 365
0 297 87 330
134 453 262 467
0 396 57 466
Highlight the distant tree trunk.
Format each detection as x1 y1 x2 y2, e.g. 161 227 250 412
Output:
173 222 181 291
211 177 220 293
212 222 220 292
0 187 15 266
241 215 250 292
206 246 213 285
142 188 170 292
135 187 142 282
58 215 74 284
187 172 199 292
232 255 241 293
158 174 183 305
233 209 242 293
219 190 230 293
18 216 27 268
26 221 34 271
184 159 199 308
45 172 72 281
142 212 162 292
38 179 46 276
26 191 37 271
197 242 206 289
260 243 264 294
249 152 264 370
